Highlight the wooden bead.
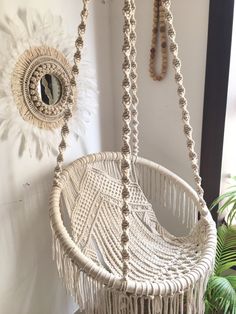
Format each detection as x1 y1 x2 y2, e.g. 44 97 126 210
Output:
149 0 168 81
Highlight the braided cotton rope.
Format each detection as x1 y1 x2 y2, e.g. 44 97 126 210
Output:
130 0 139 157
121 0 133 279
54 0 90 185
162 0 207 216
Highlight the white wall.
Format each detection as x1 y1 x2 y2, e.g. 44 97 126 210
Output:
111 0 209 186
0 1 114 314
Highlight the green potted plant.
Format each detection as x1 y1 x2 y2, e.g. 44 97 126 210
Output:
205 178 236 314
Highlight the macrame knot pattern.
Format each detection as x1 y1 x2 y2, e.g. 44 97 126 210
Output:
59 139 66 150
75 37 84 49
173 57 181 69
165 12 173 23
121 0 134 279
175 73 183 83
57 154 64 163
122 126 130 136
54 0 90 181
70 77 76 87
62 124 69 136
74 51 82 62
72 65 79 75
168 28 176 40
161 0 208 217
129 0 139 157
179 97 187 108
122 220 129 230
122 143 131 155
182 110 190 122
122 186 131 200
123 94 131 107
178 86 185 97
79 22 86 34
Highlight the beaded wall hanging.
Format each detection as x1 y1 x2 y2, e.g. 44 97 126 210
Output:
149 0 169 81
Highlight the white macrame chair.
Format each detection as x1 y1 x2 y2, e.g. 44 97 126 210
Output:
50 0 216 313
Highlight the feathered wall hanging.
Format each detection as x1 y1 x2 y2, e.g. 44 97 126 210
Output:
0 8 98 159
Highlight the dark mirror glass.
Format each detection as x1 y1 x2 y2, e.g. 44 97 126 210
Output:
38 74 62 105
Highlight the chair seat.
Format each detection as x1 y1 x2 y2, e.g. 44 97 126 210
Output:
70 166 207 283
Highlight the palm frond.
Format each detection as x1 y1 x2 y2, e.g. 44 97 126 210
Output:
210 178 236 225
210 191 236 210
227 203 236 226
215 225 236 275
206 275 236 314
204 298 215 314
227 276 236 289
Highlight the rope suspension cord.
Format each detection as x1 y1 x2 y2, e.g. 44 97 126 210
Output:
120 0 133 280
53 0 90 186
120 0 208 281
162 0 208 216
130 0 139 157
149 0 168 81
54 0 140 181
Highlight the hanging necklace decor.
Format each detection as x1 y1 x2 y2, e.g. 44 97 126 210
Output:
149 0 169 81
0 8 97 158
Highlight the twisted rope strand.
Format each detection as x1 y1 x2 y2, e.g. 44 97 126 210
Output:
162 0 207 216
54 0 90 186
130 0 139 158
121 0 133 280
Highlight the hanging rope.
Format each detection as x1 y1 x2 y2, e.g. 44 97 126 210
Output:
54 0 90 185
121 0 133 280
130 0 139 157
162 0 208 216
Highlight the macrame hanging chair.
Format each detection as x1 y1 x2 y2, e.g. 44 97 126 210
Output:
50 0 216 313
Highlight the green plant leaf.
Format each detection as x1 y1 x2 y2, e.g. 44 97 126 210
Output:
206 276 236 314
227 276 236 290
215 225 236 275
227 204 236 226
204 297 215 314
210 190 236 210
217 196 236 213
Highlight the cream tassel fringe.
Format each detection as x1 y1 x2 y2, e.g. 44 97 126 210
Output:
52 230 211 314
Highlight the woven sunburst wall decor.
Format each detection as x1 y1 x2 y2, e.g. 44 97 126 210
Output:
0 9 97 158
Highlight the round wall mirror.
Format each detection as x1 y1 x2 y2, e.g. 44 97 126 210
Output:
12 46 73 129
38 74 62 105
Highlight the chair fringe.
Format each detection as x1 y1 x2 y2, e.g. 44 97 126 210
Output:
52 229 210 314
